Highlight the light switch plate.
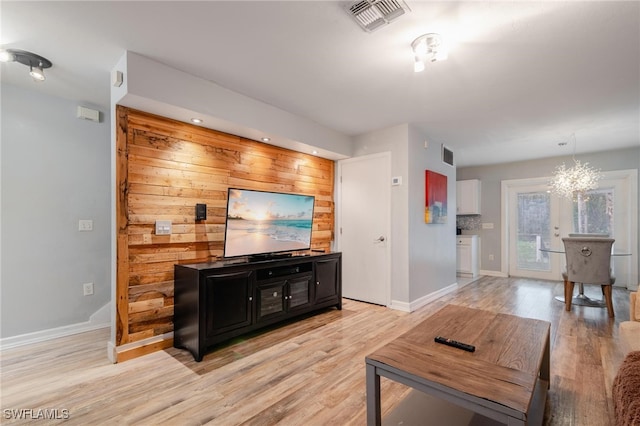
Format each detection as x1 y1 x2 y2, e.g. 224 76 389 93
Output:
391 176 402 186
155 220 172 235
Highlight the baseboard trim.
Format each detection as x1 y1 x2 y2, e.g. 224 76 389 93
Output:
390 282 458 313
480 269 508 278
113 332 174 363
388 300 411 312
0 303 111 350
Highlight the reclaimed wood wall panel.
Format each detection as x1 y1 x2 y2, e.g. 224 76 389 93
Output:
115 106 336 353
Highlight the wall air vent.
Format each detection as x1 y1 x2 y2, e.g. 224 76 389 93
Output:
442 144 454 166
347 0 411 32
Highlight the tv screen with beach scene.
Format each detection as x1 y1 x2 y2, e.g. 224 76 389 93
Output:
223 188 315 258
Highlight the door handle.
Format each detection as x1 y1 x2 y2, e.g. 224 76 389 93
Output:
374 236 385 243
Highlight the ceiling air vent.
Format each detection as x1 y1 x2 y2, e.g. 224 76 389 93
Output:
347 0 411 32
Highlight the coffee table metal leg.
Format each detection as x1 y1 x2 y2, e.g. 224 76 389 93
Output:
541 331 550 388
366 363 381 426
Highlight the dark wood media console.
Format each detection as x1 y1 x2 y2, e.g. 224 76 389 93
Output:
174 252 342 361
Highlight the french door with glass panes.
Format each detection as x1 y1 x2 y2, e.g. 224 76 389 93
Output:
507 182 566 280
505 173 634 286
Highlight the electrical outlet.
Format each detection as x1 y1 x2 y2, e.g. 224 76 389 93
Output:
79 219 93 231
482 222 494 229
83 282 94 296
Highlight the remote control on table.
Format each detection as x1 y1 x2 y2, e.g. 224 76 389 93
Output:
434 336 476 352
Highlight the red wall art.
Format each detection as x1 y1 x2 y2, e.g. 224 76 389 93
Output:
425 170 447 224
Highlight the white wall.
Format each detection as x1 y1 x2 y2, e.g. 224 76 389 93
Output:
1 83 111 338
407 125 457 301
352 124 457 306
113 51 352 160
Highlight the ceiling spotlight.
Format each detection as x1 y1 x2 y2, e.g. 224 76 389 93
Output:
0 49 52 81
411 33 447 73
30 64 46 81
0 50 16 62
261 137 271 142
190 118 203 124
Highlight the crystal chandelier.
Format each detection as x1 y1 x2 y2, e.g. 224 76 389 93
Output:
549 134 601 200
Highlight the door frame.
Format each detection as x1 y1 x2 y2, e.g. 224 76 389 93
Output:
335 152 392 306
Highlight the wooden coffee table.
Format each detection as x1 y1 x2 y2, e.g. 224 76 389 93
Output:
365 304 550 426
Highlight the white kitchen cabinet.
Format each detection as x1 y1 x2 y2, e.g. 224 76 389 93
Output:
456 179 481 215
456 235 479 278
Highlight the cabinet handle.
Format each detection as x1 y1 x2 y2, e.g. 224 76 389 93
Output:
249 296 253 301
316 281 320 285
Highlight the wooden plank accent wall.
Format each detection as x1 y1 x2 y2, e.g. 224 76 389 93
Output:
115 106 335 355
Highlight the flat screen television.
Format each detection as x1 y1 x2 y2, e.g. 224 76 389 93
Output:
223 188 315 259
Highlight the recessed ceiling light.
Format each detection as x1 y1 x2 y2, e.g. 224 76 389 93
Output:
312 150 318 155
261 137 271 142
190 118 203 124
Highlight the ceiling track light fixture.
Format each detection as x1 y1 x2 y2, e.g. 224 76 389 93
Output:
0 49 52 81
411 33 447 72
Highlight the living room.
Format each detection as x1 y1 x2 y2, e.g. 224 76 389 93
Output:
1 1 639 424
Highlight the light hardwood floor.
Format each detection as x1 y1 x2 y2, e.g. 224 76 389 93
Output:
0 276 631 425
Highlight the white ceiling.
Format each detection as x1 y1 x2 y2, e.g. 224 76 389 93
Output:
2 1 638 166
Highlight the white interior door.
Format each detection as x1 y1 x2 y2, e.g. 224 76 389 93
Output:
337 153 390 305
